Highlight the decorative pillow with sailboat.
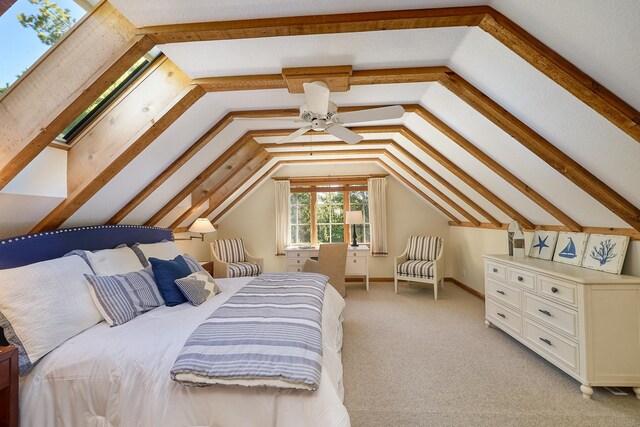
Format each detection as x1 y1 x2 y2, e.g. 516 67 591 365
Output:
552 232 589 266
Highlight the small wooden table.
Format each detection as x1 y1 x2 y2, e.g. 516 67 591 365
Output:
0 346 18 427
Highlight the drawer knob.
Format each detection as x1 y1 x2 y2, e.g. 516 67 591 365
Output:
497 312 506 318
353 259 357 263
539 337 552 346
297 253 300 257
538 309 551 317
492 268 498 273
297 260 300 264
353 253 357 256
297 268 300 272
551 287 558 293
517 276 524 282
496 290 505 295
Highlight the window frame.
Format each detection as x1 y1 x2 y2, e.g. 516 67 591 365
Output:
289 182 370 247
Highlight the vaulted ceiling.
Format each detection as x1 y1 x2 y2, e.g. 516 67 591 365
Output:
0 0 639 240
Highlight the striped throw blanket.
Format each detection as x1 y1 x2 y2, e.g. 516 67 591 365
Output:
171 273 328 391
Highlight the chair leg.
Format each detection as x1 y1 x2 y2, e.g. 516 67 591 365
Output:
434 281 438 300
394 276 398 294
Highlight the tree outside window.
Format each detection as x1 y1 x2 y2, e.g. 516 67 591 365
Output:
316 191 344 243
290 192 311 244
289 188 370 245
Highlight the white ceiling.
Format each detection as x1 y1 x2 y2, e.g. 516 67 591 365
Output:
5 0 640 238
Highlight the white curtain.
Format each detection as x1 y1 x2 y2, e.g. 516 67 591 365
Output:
368 177 387 256
274 180 290 256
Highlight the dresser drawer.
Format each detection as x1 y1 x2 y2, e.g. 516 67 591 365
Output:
286 265 303 273
486 279 521 310
345 257 366 275
286 250 318 259
347 250 367 258
524 293 578 339
523 319 579 373
508 267 536 290
286 258 309 268
538 275 577 307
486 299 522 336
486 260 507 281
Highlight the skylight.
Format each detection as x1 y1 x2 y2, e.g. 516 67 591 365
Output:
0 0 88 95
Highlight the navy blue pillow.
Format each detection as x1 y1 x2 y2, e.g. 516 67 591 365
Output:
149 255 191 306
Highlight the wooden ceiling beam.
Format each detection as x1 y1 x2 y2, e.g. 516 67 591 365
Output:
388 141 502 228
141 6 639 141
450 221 640 240
383 152 479 225
107 113 237 224
374 159 461 225
405 104 574 230
439 73 640 231
0 0 16 17
31 58 204 233
194 66 450 92
0 1 155 190
139 7 490 44
479 11 640 143
144 133 255 227
167 141 265 229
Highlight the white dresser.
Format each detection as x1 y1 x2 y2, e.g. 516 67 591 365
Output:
285 245 370 290
483 255 640 399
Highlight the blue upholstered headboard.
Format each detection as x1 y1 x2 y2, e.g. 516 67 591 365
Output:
0 225 173 269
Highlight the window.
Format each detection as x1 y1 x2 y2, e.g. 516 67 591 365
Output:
58 52 159 142
290 192 311 244
1 0 88 96
289 185 370 246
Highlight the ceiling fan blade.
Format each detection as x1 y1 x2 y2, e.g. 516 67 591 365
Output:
325 123 363 145
303 81 330 116
332 105 405 124
277 125 313 144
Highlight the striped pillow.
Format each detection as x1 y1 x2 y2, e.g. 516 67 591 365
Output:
181 253 208 274
406 236 441 261
214 239 246 263
175 274 216 306
85 266 164 327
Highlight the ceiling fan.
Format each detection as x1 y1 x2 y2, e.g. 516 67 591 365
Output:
241 81 405 145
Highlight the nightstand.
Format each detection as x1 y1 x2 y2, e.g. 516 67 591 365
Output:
0 346 18 427
199 261 214 276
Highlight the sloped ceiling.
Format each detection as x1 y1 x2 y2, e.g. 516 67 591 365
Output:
1 0 639 239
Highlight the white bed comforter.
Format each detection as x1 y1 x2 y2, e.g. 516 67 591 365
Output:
20 277 350 427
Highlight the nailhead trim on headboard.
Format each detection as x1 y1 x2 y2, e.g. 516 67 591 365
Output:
0 225 173 245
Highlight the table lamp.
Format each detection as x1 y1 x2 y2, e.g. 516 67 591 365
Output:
345 211 364 247
175 218 216 241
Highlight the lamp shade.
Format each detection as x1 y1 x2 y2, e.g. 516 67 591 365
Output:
345 211 364 225
188 218 216 234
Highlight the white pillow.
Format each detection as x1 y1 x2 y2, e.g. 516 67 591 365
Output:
134 241 182 263
0 255 102 375
84 246 144 276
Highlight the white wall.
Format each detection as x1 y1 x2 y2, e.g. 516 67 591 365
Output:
449 227 640 294
212 172 452 279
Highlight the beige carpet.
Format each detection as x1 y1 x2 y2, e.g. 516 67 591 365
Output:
341 281 640 427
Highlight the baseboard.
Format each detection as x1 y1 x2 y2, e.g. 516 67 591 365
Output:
346 277 393 282
445 277 485 300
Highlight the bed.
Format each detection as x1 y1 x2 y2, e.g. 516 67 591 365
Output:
0 225 350 427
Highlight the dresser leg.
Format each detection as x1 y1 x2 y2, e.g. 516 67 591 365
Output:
484 319 491 328
580 384 593 399
633 387 640 399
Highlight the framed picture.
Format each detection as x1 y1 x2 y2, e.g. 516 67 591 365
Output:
528 230 558 260
552 232 589 266
581 234 630 274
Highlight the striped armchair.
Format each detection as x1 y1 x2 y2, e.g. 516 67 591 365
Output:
394 235 444 299
210 238 263 278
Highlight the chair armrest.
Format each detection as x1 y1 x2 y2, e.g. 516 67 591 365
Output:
245 251 264 270
433 244 444 279
213 258 228 278
394 252 408 266
302 259 320 273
